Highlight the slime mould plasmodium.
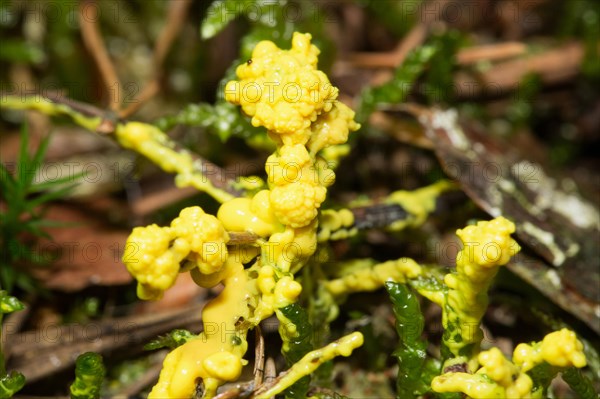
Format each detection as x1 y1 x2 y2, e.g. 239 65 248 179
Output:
432 329 588 399
431 218 589 399
123 32 362 398
121 32 590 399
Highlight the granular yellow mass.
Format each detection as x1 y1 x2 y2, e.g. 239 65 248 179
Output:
225 33 338 145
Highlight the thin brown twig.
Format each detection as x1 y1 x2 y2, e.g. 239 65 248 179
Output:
7 303 204 381
132 184 200 216
253 325 265 389
213 356 285 399
264 357 276 383
119 80 160 119
78 0 122 112
42 91 112 119
349 41 528 69
349 40 592 99
347 23 428 68
212 381 254 399
152 0 193 68
119 0 193 118
250 363 286 399
455 42 528 65
454 41 589 98
345 0 459 70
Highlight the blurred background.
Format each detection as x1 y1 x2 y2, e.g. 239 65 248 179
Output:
0 0 598 397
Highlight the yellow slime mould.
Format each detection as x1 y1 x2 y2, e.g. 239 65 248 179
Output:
125 32 361 398
0 96 102 132
325 258 422 296
224 32 339 145
149 258 252 398
319 144 351 169
221 31 359 273
115 121 234 203
432 329 588 399
432 370 535 399
513 328 587 372
123 206 229 300
1 96 235 204
265 143 329 229
254 332 364 399
385 180 456 231
217 190 283 237
433 347 535 399
251 266 303 323
318 208 356 242
307 101 361 155
442 216 520 369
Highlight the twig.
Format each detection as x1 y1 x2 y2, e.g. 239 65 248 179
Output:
249 359 280 399
1 94 245 200
348 41 528 69
132 184 200 216
78 0 122 112
119 0 193 118
348 23 428 68
350 40 592 98
454 41 588 98
307 387 349 398
264 357 276 384
6 303 204 382
455 42 528 65
344 0 455 70
152 0 193 68
212 381 254 399
119 80 160 119
262 358 276 399
42 91 111 119
253 326 265 388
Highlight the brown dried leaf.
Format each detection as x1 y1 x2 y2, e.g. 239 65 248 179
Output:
31 202 132 291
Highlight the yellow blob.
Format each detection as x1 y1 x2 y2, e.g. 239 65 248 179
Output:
541 328 587 368
203 351 243 381
432 347 535 398
217 190 282 237
455 216 521 270
441 216 521 366
149 259 252 399
274 276 303 305
318 208 355 242
432 373 505 399
308 101 360 154
386 180 456 231
513 328 587 372
123 207 229 300
433 330 588 398
224 32 338 145
325 258 422 296
270 182 327 228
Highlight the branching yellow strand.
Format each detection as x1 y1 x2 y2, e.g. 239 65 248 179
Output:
254 332 364 399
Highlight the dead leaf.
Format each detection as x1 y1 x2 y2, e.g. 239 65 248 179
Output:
31 202 132 291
